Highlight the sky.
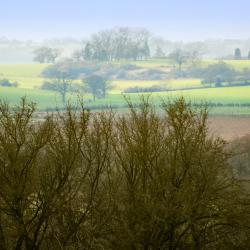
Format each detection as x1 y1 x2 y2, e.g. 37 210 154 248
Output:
1 0 250 41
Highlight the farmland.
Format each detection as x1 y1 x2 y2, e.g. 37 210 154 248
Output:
0 61 250 114
0 64 48 89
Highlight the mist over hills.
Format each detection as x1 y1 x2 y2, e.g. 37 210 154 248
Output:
1 34 250 63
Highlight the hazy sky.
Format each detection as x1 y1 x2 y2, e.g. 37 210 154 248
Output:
1 0 250 41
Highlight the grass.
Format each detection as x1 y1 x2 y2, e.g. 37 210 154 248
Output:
101 86 250 106
0 84 250 114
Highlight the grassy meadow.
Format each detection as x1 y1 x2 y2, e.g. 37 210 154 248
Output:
0 60 250 114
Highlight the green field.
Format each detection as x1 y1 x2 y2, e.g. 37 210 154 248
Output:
2 85 249 114
0 86 81 109
0 62 250 114
92 86 250 109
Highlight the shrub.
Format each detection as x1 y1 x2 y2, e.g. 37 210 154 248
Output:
0 78 18 87
41 81 82 93
120 64 139 70
123 85 167 93
40 81 59 91
138 69 168 80
1 97 249 249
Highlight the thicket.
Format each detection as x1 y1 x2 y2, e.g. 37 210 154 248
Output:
0 97 249 250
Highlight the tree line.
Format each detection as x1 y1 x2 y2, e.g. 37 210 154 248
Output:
0 97 250 249
33 47 60 63
75 27 151 61
33 28 151 63
32 29 250 66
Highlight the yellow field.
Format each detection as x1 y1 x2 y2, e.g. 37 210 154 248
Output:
0 64 48 89
202 59 250 70
111 78 202 93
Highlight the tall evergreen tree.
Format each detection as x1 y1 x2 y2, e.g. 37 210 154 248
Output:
84 42 92 61
234 48 242 60
155 45 165 58
142 40 150 59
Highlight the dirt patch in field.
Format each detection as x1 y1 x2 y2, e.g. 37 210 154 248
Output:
208 116 250 141
33 112 250 142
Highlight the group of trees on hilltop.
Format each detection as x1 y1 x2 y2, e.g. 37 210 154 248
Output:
0 97 250 249
73 27 151 62
168 49 201 72
33 47 60 63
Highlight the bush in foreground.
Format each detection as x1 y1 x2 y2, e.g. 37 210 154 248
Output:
0 97 249 249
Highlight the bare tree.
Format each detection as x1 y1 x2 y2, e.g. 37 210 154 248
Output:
168 49 189 71
88 27 151 61
0 97 249 249
33 47 60 64
0 98 113 249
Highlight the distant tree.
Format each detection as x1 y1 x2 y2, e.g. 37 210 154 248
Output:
168 49 189 71
97 50 109 61
87 27 151 61
33 47 60 63
84 75 109 101
47 48 60 63
154 45 165 58
215 77 222 87
240 68 250 84
188 50 202 66
234 48 242 60
201 62 235 87
72 49 84 62
248 51 250 60
141 40 150 59
84 42 92 61
41 64 73 103
33 47 49 63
